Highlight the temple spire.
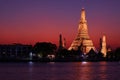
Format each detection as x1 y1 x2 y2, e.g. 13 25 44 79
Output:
59 34 63 48
58 34 66 50
80 8 86 22
78 8 88 36
69 8 95 54
100 35 107 57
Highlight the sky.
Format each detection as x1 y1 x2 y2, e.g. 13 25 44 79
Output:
0 0 120 49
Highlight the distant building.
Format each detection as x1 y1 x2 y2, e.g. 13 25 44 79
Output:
58 34 66 50
0 44 32 58
59 34 63 49
100 35 107 57
62 38 66 48
68 8 95 54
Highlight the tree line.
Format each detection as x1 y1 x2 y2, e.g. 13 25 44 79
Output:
0 42 120 62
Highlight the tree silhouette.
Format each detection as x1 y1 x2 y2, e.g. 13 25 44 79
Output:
114 47 120 61
97 52 104 61
33 42 57 58
87 49 97 61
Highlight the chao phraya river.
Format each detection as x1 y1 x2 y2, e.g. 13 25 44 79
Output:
0 62 120 80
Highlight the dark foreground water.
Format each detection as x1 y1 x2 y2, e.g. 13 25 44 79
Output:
0 62 120 80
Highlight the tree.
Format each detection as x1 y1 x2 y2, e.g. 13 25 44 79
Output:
33 42 57 58
97 52 104 61
114 47 120 61
87 49 97 61
106 50 114 61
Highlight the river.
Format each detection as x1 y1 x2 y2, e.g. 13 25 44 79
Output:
0 62 120 80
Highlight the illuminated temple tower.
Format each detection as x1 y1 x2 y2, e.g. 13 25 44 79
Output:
68 8 95 54
100 35 107 57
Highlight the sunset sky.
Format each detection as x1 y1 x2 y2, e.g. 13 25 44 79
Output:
0 0 120 49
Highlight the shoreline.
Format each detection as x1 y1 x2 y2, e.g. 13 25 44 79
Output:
0 59 119 63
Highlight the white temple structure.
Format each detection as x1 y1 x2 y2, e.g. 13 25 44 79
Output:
100 35 107 57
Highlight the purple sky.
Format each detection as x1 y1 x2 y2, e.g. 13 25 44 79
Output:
0 0 120 49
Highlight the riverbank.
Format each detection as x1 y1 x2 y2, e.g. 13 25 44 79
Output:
0 58 119 62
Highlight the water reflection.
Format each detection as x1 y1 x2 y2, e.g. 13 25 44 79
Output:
0 62 119 80
81 61 88 65
75 62 109 80
28 61 33 72
77 62 92 80
98 62 107 80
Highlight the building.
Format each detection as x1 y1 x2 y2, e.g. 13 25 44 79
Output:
68 8 95 54
0 43 32 58
63 38 66 48
58 34 66 50
59 34 63 50
100 35 107 57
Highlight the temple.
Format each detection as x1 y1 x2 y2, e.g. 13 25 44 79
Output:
58 34 66 50
100 35 107 57
68 8 95 54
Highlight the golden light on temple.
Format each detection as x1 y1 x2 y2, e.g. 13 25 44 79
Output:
68 8 95 54
100 35 107 57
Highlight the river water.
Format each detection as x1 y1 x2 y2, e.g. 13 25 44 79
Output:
0 62 120 80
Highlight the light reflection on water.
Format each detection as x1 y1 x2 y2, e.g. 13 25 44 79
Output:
0 62 120 80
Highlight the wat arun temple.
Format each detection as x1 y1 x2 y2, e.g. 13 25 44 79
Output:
59 8 107 56
68 8 104 55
